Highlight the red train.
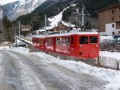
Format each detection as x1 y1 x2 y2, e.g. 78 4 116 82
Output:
32 32 100 59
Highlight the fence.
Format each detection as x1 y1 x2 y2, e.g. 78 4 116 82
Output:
100 43 120 52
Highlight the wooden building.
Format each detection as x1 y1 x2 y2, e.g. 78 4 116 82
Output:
36 21 75 35
98 4 120 35
21 24 31 31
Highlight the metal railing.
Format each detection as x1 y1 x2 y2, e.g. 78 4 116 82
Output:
100 43 120 52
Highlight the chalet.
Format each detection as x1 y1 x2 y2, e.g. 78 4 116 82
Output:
98 4 120 35
52 21 75 33
36 21 75 35
21 24 31 31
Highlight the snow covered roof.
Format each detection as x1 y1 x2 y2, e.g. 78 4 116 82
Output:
61 21 75 28
36 26 54 32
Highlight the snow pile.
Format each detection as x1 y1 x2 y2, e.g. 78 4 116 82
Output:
100 51 120 61
100 51 120 69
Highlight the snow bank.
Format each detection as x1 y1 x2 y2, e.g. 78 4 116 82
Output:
33 52 120 90
0 46 10 50
100 51 120 69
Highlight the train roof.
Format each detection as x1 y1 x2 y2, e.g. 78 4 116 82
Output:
32 35 45 38
46 32 99 37
32 32 99 38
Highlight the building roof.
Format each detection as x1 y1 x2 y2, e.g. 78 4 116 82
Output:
21 24 31 31
98 4 120 12
61 21 75 28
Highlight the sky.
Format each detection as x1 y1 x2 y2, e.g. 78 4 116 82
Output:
0 0 19 5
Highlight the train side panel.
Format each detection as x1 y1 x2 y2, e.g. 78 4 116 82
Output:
37 38 45 51
55 36 70 55
45 37 55 52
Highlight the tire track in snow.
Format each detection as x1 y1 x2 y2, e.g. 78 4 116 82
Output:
5 51 46 90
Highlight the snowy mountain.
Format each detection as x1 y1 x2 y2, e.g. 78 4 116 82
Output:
2 0 46 20
0 0 19 5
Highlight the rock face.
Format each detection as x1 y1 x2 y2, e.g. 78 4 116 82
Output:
1 0 46 20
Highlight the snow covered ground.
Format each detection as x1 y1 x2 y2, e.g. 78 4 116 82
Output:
1 46 118 90
0 53 4 82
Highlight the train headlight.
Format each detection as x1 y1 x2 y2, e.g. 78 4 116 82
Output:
96 45 98 47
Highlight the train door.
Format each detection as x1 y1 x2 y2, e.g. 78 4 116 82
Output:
89 35 99 58
70 36 76 56
79 36 89 58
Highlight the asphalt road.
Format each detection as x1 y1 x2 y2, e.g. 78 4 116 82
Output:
0 50 108 90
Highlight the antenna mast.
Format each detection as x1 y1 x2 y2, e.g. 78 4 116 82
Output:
81 4 90 28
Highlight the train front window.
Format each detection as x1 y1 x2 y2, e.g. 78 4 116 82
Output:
90 36 97 43
79 36 88 44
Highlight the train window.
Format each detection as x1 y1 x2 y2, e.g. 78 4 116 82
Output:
62 38 66 46
38 39 43 45
56 38 60 45
79 36 88 44
66 37 70 46
90 36 97 43
71 37 74 44
56 37 62 45
47 38 53 45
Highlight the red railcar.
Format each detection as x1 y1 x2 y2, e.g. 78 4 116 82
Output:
32 36 45 51
32 32 99 59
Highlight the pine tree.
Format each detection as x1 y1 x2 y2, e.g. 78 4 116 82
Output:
3 15 14 42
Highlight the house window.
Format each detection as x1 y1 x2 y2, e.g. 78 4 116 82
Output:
112 32 115 35
112 24 114 28
112 10 114 14
112 17 114 21
119 31 120 34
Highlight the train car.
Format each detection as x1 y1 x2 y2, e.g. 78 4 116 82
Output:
32 35 45 51
44 32 99 59
32 31 100 59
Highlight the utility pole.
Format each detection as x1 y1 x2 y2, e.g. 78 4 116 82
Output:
81 4 85 27
45 15 47 35
18 21 21 36
80 4 90 30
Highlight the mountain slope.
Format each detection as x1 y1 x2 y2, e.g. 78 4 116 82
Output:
16 0 119 26
2 0 46 20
